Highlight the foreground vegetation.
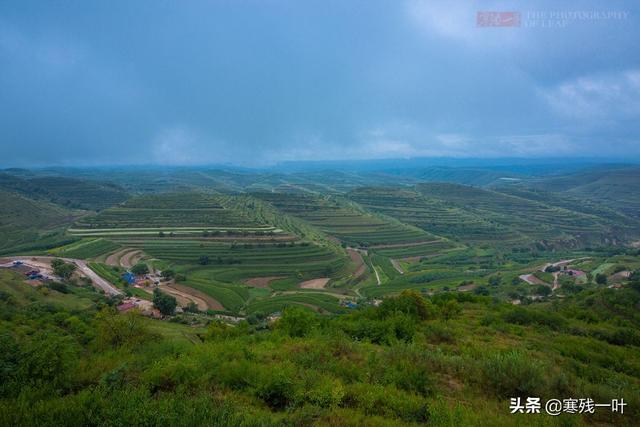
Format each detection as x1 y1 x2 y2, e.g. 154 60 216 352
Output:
0 268 638 426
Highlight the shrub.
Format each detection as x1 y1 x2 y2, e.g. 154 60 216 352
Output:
153 289 177 316
481 350 547 398
502 307 566 330
95 308 152 348
48 281 69 294
424 322 456 344
254 365 296 409
131 263 149 275
378 290 435 321
276 306 318 338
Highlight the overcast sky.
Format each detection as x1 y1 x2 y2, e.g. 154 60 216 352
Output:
1 0 639 166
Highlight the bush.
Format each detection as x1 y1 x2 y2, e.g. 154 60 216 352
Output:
131 263 149 275
481 350 547 398
378 290 435 321
276 306 317 337
19 331 79 391
502 307 566 330
254 365 296 409
47 281 69 294
95 308 152 348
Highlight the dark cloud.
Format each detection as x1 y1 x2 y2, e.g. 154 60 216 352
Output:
1 0 639 167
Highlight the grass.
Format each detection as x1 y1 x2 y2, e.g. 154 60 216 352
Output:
0 269 97 310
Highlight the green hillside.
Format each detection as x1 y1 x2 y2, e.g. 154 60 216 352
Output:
0 189 79 254
1 268 638 426
349 187 526 247
253 192 456 257
525 167 640 220
0 173 128 211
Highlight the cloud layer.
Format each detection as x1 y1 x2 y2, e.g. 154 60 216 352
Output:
0 0 639 166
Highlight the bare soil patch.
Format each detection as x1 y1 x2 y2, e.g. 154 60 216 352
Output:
299 278 330 289
121 250 144 268
346 249 366 278
519 274 548 285
610 270 631 282
105 248 131 267
244 276 286 288
162 283 224 311
171 283 224 311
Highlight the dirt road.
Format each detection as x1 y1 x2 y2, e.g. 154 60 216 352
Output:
373 266 381 285
2 256 122 296
390 259 404 274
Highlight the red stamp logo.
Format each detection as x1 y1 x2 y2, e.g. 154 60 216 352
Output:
477 11 521 27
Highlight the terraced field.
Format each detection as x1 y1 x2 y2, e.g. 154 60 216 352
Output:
245 292 344 315
348 187 522 246
47 238 120 259
252 192 455 258
350 185 621 249
524 166 640 220
72 192 264 232
416 183 617 245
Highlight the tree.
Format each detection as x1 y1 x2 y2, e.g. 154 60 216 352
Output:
488 275 502 286
276 306 317 337
95 307 151 348
161 269 175 280
474 286 490 296
535 285 552 296
441 299 462 321
51 259 76 280
153 289 177 316
184 302 199 313
198 255 210 265
131 263 149 276
595 273 608 285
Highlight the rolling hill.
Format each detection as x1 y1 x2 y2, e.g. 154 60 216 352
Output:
0 189 80 254
0 172 128 211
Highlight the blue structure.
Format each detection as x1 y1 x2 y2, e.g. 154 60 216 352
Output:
122 272 135 284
